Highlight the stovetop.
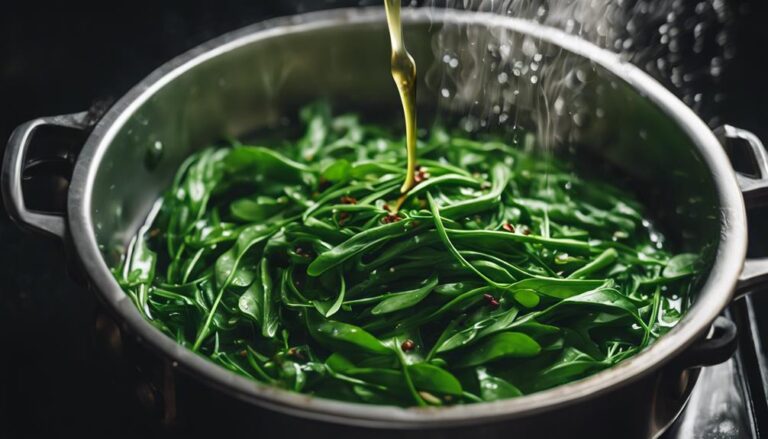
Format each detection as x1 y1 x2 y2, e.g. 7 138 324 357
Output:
1 1 767 438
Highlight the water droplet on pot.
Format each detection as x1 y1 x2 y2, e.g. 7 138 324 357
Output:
145 140 164 170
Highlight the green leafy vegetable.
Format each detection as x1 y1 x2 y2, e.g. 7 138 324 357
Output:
114 102 701 407
453 332 541 368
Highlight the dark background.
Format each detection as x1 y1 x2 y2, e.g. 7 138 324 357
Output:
1 0 767 437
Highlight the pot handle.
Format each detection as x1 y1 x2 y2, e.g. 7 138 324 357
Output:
673 316 738 369
1 112 91 240
716 125 768 205
716 125 768 296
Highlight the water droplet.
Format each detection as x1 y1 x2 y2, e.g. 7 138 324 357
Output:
554 97 565 115
145 140 164 170
710 57 723 77
499 44 510 58
565 19 576 33
694 22 705 39
522 37 537 57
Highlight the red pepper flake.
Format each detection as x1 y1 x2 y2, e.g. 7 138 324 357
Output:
414 166 430 184
382 204 391 212
287 347 304 360
338 211 351 225
382 213 402 224
340 195 357 205
401 339 415 352
502 223 515 233
239 350 248 358
522 227 532 236
483 293 500 309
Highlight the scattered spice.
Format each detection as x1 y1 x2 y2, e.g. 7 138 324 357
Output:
483 293 500 309
401 339 415 352
338 211 351 224
414 165 430 184
340 195 357 205
287 347 304 360
382 213 402 224
502 223 515 233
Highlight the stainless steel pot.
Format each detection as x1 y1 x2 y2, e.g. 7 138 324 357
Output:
4 7 768 438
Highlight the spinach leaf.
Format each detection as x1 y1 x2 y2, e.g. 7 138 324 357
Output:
453 332 541 368
371 275 438 315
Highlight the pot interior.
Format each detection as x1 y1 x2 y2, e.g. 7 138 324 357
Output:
86 10 723 396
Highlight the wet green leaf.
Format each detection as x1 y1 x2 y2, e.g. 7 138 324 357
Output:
454 332 541 368
371 275 438 315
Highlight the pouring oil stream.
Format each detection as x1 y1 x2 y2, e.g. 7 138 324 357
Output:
384 0 418 199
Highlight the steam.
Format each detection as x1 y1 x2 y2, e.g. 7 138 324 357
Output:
423 0 737 147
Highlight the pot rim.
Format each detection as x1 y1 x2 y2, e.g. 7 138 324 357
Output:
66 6 747 428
